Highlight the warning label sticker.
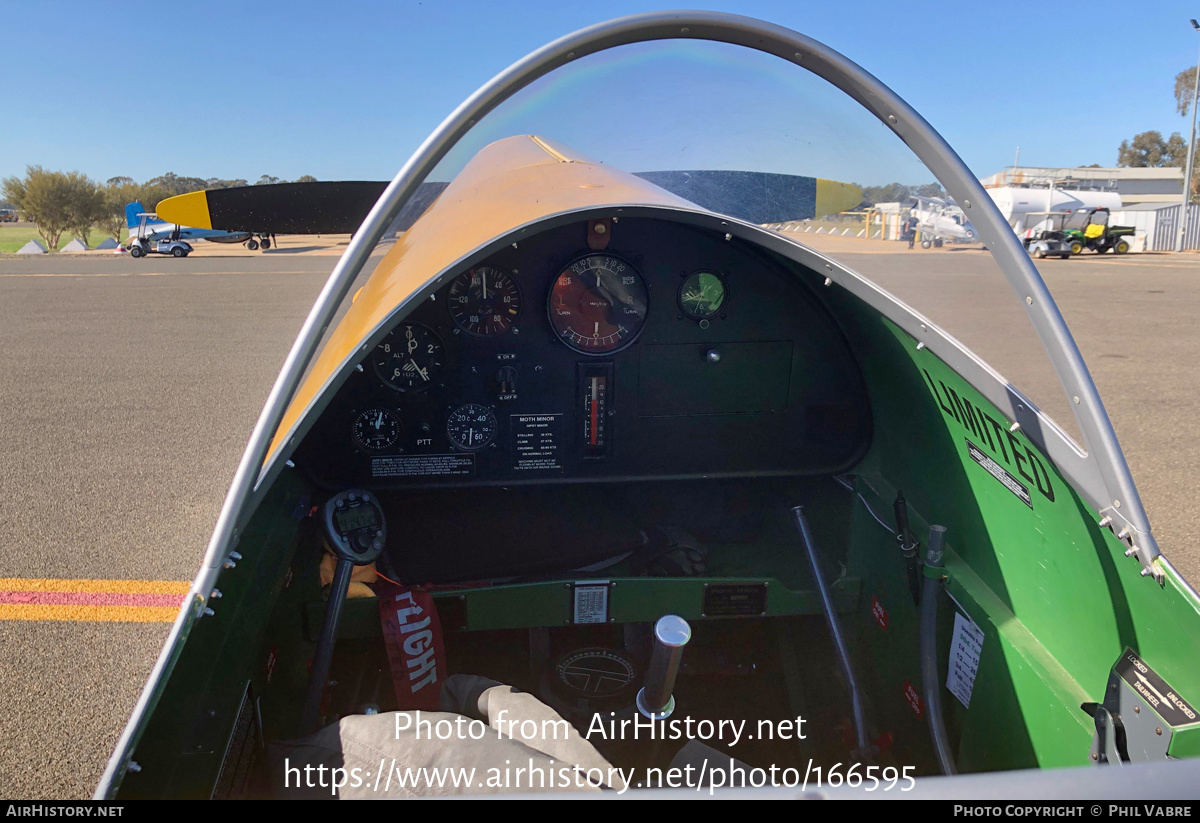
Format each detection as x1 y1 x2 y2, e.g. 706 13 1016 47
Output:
947 611 985 709
1115 648 1199 728
372 454 475 478
966 439 1033 508
572 583 609 624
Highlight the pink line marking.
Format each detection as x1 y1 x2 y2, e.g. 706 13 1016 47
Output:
0 591 185 608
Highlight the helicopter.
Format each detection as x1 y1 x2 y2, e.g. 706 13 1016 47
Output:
95 11 1199 799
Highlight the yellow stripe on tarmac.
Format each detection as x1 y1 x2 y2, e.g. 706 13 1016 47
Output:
0 604 182 623
0 578 191 594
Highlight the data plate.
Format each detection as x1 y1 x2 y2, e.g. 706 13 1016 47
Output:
703 583 767 617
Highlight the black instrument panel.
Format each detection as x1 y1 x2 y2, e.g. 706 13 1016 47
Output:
295 217 870 489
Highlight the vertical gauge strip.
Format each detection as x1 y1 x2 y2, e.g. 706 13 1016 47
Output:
578 362 613 459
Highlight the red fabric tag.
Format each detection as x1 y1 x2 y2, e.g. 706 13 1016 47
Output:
379 585 447 711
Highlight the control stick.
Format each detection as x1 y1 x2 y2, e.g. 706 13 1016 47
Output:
301 489 385 733
636 615 691 719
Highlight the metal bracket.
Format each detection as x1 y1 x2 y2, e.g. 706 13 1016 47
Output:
1096 508 1163 584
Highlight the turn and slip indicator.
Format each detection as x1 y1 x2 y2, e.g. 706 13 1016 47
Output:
578 362 613 459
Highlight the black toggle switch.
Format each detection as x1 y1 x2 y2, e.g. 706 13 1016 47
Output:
496 365 518 396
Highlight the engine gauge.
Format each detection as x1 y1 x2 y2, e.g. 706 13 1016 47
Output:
548 254 648 354
448 266 522 336
352 408 402 453
678 271 727 320
446 404 497 451
372 323 444 392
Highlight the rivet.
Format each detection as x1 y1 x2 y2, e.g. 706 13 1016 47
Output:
1134 706 1140 714
1114 500 1121 509
1009 422 1020 433
1026 296 1033 304
964 200 972 209
916 342 925 351
680 27 689 33
794 52 803 60
1073 396 1080 404
823 277 832 287
1156 727 1163 735
1091 753 1099 761
724 233 732 241
887 115 898 125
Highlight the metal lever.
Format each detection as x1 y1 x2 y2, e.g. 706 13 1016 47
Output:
300 555 354 733
636 615 691 719
792 505 870 758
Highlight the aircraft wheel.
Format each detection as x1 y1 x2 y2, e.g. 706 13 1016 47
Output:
1114 239 1130 254
129 245 144 258
260 237 271 250
246 239 259 251
921 240 931 249
934 238 943 248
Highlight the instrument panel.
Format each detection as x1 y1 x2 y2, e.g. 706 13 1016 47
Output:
295 216 870 489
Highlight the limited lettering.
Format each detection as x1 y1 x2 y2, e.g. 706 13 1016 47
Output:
922 369 1055 504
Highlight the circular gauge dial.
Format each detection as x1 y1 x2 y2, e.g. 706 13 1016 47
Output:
548 254 648 354
679 271 727 320
372 323 444 392
446 404 497 451
448 266 522 336
352 408 401 452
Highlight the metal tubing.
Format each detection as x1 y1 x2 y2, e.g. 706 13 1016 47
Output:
1176 22 1200 253
920 525 957 775
636 615 691 719
792 506 869 755
300 556 354 733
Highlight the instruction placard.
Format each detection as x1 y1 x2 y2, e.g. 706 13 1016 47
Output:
947 611 985 708
572 583 609 624
511 413 563 472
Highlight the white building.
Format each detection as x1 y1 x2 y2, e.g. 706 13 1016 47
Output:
980 166 1182 206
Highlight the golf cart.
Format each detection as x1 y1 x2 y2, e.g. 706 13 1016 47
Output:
1023 213 1072 260
129 217 193 259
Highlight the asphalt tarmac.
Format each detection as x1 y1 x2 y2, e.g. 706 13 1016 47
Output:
0 244 1196 799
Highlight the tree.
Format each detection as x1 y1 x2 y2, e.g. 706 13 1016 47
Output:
294 175 318 183
256 175 281 185
1116 130 1189 167
204 178 248 189
856 182 912 205
1 165 103 251
100 180 147 242
1176 65 1198 117
145 172 209 198
64 172 105 246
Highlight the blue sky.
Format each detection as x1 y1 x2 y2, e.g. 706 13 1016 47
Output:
3 0 1198 185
